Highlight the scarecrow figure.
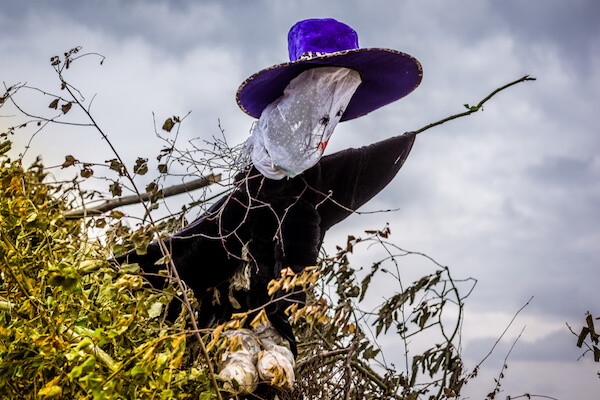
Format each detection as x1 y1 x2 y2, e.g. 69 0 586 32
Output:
116 18 422 393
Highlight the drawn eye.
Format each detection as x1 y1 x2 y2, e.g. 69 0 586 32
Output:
319 115 330 125
336 108 344 117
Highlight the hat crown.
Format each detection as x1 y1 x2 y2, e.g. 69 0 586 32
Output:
288 19 359 61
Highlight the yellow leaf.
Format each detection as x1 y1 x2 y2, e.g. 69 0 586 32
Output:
284 303 298 316
307 271 320 285
228 335 242 352
212 325 223 340
288 275 298 290
250 309 268 330
141 344 157 363
269 366 288 387
38 385 62 399
444 388 457 397
267 279 282 296
344 323 356 334
205 337 219 353
223 319 242 331
38 376 62 399
8 176 23 195
162 117 175 132
293 307 307 324
169 334 186 369
280 267 294 278
282 277 292 292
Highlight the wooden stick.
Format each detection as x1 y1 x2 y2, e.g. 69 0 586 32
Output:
64 174 221 219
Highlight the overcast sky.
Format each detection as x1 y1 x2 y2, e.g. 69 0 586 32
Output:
1 1 599 398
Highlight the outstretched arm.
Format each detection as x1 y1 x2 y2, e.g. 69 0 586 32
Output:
316 131 416 231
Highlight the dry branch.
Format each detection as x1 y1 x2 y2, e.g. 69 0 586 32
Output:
64 173 221 219
415 75 536 135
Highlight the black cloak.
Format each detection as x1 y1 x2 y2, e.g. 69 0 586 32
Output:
116 132 416 355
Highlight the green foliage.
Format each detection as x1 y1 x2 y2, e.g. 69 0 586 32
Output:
0 154 217 399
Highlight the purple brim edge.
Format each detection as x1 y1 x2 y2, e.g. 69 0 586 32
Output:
237 48 423 121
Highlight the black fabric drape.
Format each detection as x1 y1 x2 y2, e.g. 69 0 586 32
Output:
116 131 416 355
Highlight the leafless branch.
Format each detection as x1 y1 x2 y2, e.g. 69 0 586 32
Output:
64 174 221 218
414 75 536 135
473 296 533 373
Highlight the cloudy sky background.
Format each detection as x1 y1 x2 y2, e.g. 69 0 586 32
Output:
1 0 599 398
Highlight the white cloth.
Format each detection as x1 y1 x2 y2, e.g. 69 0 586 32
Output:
246 67 362 180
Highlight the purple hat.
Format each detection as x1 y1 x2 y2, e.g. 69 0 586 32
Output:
236 18 423 121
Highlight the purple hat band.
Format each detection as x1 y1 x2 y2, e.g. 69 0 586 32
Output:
237 19 422 121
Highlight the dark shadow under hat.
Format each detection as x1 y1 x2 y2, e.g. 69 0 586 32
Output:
236 18 423 121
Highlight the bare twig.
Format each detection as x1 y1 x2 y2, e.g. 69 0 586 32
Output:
295 347 404 400
295 347 353 370
473 296 533 373
486 326 526 400
344 340 358 400
414 75 536 135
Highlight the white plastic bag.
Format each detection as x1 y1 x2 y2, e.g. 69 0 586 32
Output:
256 344 296 389
217 323 298 393
217 329 261 394
248 67 362 179
255 322 296 388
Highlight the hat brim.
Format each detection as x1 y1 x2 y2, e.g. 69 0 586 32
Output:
236 48 423 121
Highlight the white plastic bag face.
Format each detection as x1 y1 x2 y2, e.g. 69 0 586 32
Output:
249 67 362 179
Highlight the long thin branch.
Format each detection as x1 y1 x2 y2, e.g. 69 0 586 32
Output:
351 361 400 398
64 174 221 218
414 75 536 135
344 340 358 400
473 296 533 372
295 347 353 370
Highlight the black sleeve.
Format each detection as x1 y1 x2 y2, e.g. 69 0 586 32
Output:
316 132 416 232
114 190 249 294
